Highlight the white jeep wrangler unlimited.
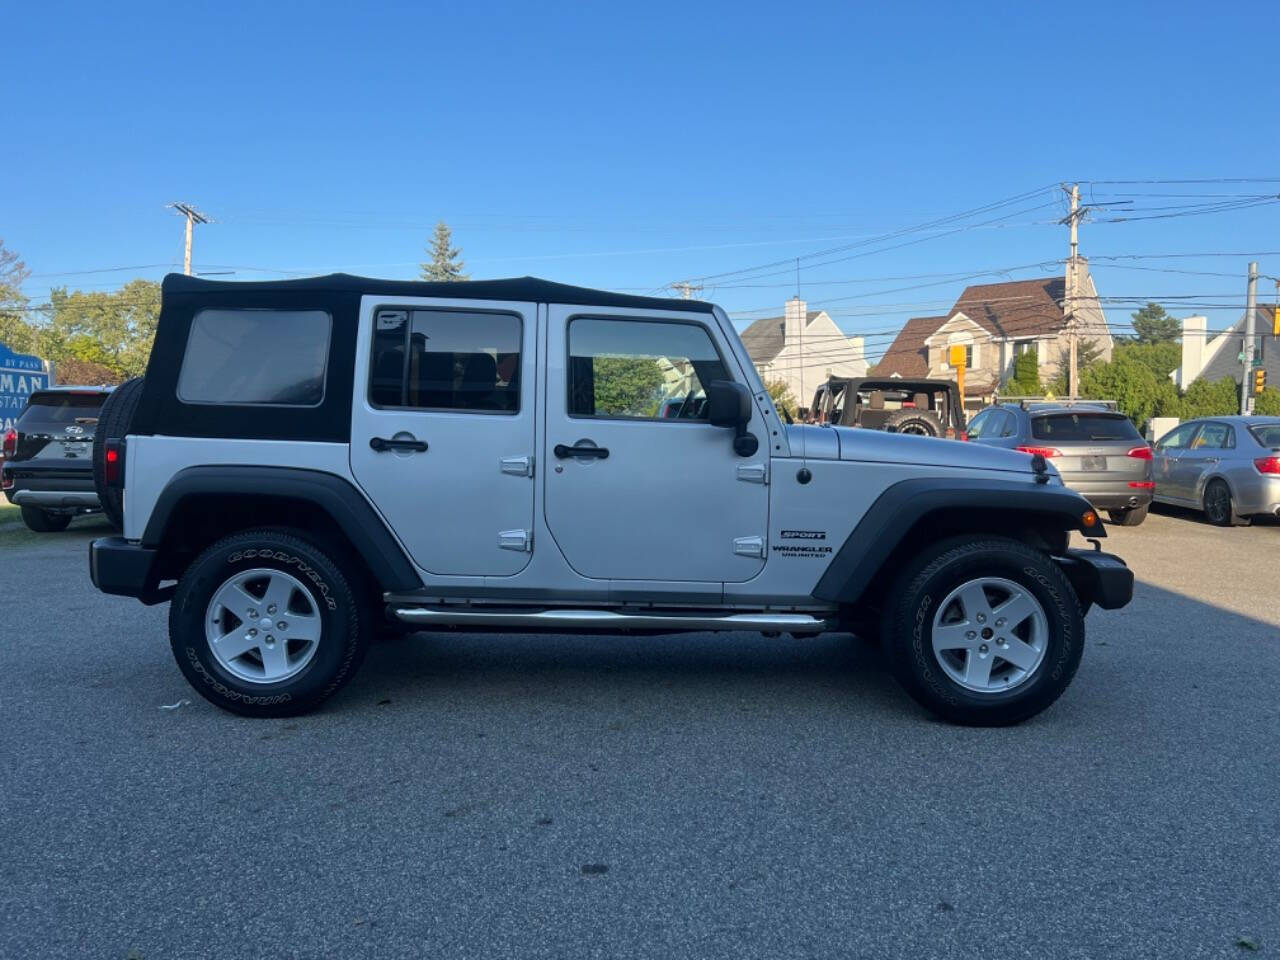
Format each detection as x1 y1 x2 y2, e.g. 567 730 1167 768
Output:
89 273 1132 725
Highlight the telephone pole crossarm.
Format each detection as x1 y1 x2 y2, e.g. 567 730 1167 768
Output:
168 202 212 276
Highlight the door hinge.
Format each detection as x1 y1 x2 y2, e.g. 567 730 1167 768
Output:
733 536 765 558
737 463 768 484
500 455 534 477
498 529 533 552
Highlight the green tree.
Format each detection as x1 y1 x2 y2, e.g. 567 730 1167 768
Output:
45 279 160 379
420 221 469 282
1048 338 1104 395
1131 302 1180 344
0 238 35 354
591 357 666 416
766 379 798 419
1078 351 1179 431
1254 387 1280 416
1004 349 1040 396
1177 376 1239 420
1114 340 1181 380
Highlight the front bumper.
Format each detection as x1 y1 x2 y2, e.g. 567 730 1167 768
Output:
89 537 171 605
1053 548 1134 612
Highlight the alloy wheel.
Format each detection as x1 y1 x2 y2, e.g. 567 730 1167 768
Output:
931 576 1049 693
205 568 322 684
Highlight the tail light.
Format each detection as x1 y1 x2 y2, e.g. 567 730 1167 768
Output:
960 431 969 442
1017 445 1062 458
1126 445 1153 461
103 439 124 487
2 429 15 458
1128 481 1156 489
1255 456 1280 475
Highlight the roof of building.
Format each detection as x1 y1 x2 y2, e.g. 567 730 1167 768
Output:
161 273 714 313
874 316 946 377
949 276 1067 339
738 310 824 364
1196 304 1279 386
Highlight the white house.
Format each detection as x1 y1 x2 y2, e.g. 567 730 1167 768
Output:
738 297 867 410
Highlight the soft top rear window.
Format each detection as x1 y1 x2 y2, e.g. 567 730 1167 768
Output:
1031 412 1140 442
1249 423 1280 448
177 309 331 407
18 391 107 424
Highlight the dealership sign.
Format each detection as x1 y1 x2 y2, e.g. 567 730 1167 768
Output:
0 341 51 432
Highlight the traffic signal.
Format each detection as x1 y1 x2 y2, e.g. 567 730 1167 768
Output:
1254 367 1268 395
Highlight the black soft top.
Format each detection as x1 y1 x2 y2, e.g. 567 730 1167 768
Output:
161 273 714 313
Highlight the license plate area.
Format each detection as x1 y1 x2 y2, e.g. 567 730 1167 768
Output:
1081 455 1107 472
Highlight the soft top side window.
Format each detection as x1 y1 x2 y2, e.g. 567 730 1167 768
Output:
177 309 331 407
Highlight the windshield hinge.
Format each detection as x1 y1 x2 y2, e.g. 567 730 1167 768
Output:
500 455 534 478
733 536 765 558
736 463 768 485
498 529 532 552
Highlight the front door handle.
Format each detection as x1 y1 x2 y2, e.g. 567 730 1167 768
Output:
370 436 429 453
554 443 609 460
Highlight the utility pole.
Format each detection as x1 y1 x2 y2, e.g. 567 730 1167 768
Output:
168 203 210 275
673 282 703 300
1241 261 1258 415
1064 184 1081 398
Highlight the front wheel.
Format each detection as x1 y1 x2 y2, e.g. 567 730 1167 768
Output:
880 537 1085 726
21 506 73 532
169 529 371 717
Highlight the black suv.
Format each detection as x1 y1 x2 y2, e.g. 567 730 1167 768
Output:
2 386 113 531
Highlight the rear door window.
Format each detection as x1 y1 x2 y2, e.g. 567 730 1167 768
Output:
1191 422 1234 449
178 309 331 406
1031 412 1140 442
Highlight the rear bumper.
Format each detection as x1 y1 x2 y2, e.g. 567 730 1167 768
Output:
1232 475 1280 517
10 489 101 510
1053 548 1134 612
1059 478 1153 511
89 537 171 605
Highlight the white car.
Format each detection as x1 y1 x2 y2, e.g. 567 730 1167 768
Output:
88 274 1132 725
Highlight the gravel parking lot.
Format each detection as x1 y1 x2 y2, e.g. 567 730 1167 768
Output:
2 509 1277 959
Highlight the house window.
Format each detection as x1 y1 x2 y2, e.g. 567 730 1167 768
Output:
1014 340 1037 356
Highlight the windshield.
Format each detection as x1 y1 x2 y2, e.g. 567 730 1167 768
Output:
1031 412 1140 442
1248 423 1280 448
17 392 107 427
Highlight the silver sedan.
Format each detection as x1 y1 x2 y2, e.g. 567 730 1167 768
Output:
1152 416 1280 525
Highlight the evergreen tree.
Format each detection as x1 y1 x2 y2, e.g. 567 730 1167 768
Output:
1130 302 1180 344
420 221 469 282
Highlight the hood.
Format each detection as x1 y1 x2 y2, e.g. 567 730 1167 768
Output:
833 426 1046 476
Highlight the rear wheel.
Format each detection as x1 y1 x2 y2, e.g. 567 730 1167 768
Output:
883 408 944 437
20 506 73 533
169 529 371 717
1203 479 1247 527
92 376 145 531
1107 504 1148 526
880 537 1085 726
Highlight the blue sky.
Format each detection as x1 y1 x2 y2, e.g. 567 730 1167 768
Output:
5 0 1279 361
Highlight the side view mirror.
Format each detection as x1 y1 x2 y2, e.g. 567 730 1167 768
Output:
706 381 759 457
707 381 751 428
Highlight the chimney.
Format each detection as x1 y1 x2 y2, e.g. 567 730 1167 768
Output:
785 297 807 348
1179 315 1207 388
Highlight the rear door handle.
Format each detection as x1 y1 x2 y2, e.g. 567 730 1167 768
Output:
370 436 429 453
554 443 609 459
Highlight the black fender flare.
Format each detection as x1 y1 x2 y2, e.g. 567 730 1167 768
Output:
142 465 422 593
811 477 1102 605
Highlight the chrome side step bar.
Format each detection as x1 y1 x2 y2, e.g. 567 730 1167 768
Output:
390 607 832 634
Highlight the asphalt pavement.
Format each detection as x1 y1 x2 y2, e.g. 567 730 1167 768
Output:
1 509 1277 959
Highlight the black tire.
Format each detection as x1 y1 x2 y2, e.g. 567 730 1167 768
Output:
883 408 944 437
880 536 1085 726
1106 504 1148 527
169 529 372 717
92 376 145 531
1203 478 1248 527
20 506 73 533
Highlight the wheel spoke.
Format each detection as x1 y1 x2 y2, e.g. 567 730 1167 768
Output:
262 574 296 615
932 622 974 652
215 582 262 617
998 636 1040 671
286 610 322 644
992 590 1039 631
259 638 291 679
956 582 992 622
212 628 260 661
963 650 994 687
